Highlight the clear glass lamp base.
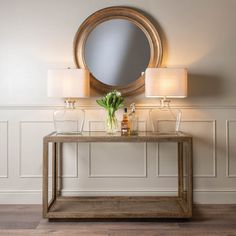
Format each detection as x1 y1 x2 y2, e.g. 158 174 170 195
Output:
149 99 181 133
53 109 85 135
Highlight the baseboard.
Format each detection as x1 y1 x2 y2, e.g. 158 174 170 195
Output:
0 190 236 204
0 190 42 204
193 191 236 204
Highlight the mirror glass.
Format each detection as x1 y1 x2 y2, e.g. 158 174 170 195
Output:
84 19 150 86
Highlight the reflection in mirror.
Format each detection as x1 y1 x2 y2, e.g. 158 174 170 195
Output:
84 19 150 86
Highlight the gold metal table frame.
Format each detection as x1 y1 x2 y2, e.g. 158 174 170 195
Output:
43 132 193 219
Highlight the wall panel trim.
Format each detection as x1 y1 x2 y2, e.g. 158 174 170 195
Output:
226 120 236 178
0 121 9 178
88 143 147 178
156 120 216 178
19 121 78 178
2 104 236 110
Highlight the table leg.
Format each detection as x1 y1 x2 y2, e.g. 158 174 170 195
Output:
187 138 193 216
43 139 49 218
178 142 184 199
52 142 57 200
57 143 62 196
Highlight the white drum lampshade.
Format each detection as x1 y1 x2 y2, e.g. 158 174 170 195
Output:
47 69 90 98
145 68 187 98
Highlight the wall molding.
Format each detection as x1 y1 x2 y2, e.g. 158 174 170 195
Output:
19 121 78 178
88 142 147 178
0 111 235 203
156 142 177 178
191 120 216 178
0 121 9 178
226 120 236 178
2 104 236 110
19 121 52 178
156 120 216 178
88 120 147 178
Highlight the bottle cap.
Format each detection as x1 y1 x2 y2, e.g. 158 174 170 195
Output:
130 103 136 112
124 107 128 113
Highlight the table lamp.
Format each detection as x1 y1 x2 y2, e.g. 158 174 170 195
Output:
145 68 187 133
47 68 90 134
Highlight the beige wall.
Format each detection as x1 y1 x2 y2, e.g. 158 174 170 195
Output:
0 0 236 203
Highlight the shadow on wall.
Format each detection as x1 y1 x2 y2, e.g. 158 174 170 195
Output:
188 74 224 98
136 8 168 65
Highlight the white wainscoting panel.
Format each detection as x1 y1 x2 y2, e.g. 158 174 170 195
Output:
156 142 178 177
0 108 235 204
61 143 78 178
226 120 236 177
0 121 8 178
181 120 216 177
19 121 78 178
156 120 216 178
19 121 53 177
89 142 147 177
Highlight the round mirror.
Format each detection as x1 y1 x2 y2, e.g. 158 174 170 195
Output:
84 19 150 86
74 7 162 96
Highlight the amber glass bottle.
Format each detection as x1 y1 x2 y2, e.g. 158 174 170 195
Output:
121 108 130 136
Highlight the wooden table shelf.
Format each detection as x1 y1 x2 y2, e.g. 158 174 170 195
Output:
47 196 190 219
43 132 193 219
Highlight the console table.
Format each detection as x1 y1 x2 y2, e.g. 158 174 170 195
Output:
43 132 193 219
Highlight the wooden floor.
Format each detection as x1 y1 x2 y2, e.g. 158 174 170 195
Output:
0 205 236 235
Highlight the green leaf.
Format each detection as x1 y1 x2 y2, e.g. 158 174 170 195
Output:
106 94 112 106
96 100 107 109
114 96 120 110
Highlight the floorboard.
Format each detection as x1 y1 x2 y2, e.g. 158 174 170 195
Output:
0 204 235 235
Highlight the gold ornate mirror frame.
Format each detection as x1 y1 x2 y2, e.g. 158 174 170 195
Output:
73 6 163 96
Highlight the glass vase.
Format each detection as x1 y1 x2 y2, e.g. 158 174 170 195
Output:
105 110 118 134
53 109 85 134
149 99 181 134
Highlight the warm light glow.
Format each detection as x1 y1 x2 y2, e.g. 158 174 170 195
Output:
145 68 187 98
47 69 90 98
